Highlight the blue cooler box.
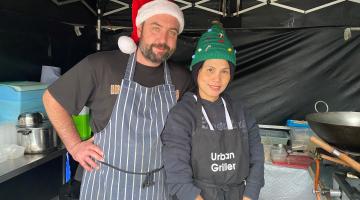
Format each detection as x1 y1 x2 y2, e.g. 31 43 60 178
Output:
0 82 48 122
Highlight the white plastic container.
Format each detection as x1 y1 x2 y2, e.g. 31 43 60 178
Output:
0 144 25 160
0 151 7 163
290 127 314 151
271 144 288 162
5 144 25 159
0 122 17 145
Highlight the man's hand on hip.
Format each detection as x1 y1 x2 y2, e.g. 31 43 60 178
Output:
243 196 252 200
69 137 104 172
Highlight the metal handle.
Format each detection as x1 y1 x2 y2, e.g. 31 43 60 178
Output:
320 189 342 197
320 154 349 167
314 101 329 113
17 129 32 135
310 136 360 173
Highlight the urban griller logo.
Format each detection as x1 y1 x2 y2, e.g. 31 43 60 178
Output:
210 152 236 172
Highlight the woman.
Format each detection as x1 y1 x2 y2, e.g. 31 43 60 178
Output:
161 22 264 200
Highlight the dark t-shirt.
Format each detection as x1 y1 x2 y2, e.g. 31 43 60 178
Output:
48 50 191 133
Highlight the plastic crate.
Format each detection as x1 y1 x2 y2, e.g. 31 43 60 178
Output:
0 82 48 122
289 127 315 151
259 128 289 145
287 120 315 151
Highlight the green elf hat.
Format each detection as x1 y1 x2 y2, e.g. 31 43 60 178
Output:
189 22 236 71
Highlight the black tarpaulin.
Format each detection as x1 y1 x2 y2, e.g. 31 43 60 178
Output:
227 27 360 124
1 0 360 124
102 27 360 124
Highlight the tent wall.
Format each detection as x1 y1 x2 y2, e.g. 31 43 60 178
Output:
103 27 360 125
227 27 360 124
1 0 360 124
0 0 95 25
0 13 96 81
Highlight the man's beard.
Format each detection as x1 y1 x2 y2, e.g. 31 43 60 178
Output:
139 41 175 63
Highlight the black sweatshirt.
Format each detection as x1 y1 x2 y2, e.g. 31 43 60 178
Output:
161 92 265 200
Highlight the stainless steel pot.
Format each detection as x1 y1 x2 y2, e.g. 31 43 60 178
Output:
17 112 60 154
17 112 45 127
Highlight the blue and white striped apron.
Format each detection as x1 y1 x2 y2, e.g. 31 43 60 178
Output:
80 53 176 200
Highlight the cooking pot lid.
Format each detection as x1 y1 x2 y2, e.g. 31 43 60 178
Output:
17 112 48 127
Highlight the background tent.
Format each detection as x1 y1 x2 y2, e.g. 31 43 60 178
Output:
1 0 359 124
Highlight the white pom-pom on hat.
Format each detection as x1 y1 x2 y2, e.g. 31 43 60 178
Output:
118 36 137 54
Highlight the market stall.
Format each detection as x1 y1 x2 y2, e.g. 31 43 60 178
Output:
0 0 360 199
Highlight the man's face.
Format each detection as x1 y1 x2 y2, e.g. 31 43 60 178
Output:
138 14 179 64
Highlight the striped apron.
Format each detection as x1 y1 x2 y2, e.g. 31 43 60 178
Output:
80 53 176 200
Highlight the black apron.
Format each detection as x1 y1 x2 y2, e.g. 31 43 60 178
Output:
191 95 250 200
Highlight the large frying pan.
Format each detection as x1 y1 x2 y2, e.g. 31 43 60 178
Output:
306 112 360 153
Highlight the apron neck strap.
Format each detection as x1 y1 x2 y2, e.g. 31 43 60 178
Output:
163 61 172 85
193 95 233 131
124 53 136 80
124 52 173 85
222 98 234 130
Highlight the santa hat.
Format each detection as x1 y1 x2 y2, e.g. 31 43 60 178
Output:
118 0 184 54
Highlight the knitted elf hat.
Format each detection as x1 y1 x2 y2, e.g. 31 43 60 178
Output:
189 22 236 71
118 0 184 54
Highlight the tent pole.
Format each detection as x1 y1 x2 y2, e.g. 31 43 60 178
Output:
97 0 101 51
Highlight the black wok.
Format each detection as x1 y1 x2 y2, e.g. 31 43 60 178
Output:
306 112 360 153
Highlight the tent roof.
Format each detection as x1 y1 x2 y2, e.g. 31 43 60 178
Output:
1 0 360 29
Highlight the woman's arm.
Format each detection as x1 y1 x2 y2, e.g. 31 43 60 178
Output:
242 108 265 200
162 106 201 200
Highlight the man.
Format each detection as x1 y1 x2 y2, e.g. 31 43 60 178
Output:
43 0 190 199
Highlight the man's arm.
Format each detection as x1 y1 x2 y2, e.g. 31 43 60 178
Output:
43 90 104 171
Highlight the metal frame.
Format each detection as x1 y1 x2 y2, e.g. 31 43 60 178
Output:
51 0 80 6
194 0 225 16
344 27 360 41
52 0 96 15
52 0 360 18
232 0 359 16
232 1 267 16
52 0 129 16
102 0 129 16
174 0 193 10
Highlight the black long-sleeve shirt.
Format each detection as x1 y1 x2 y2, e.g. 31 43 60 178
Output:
161 92 265 200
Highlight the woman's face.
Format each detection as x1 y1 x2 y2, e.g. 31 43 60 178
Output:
197 59 231 102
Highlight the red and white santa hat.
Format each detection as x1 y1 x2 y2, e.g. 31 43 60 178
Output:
118 0 184 54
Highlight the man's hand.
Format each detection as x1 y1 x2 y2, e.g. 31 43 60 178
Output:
243 196 252 200
195 195 204 200
69 137 104 171
43 91 104 171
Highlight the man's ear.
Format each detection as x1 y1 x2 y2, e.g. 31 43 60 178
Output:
137 23 143 38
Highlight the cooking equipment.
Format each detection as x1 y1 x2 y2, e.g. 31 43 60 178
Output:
310 136 360 173
17 112 44 127
306 110 360 199
333 171 360 200
16 112 59 154
306 112 360 153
